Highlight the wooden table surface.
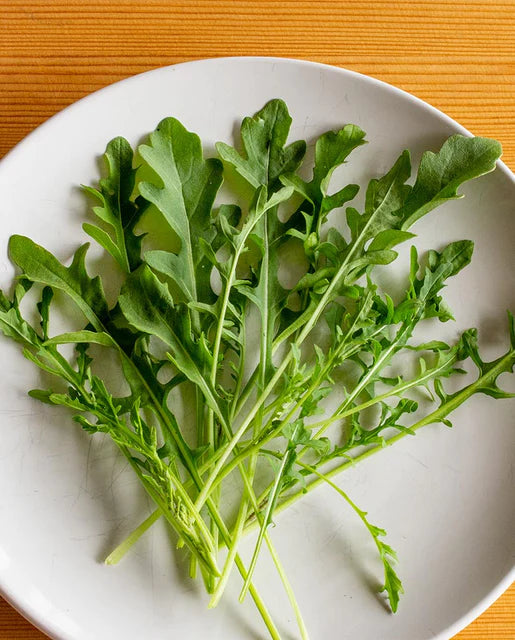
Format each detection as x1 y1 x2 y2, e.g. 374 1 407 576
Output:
0 1 513 638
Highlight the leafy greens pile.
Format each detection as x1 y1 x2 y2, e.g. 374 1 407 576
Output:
1 99 514 639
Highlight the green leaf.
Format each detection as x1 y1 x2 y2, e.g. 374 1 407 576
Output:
406 240 474 322
281 125 365 241
139 117 223 307
447 320 515 400
0 306 40 347
83 137 146 272
82 223 124 268
399 135 502 230
379 543 404 613
347 150 412 248
322 183 360 215
28 388 55 404
44 330 117 348
368 229 415 252
314 126 366 197
216 99 306 192
8 236 109 330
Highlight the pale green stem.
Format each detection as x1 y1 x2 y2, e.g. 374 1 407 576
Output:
210 205 309 635
105 509 162 565
240 440 292 599
196 231 378 507
209 457 258 608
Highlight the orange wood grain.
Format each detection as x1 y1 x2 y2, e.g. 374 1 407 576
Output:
0 1 513 638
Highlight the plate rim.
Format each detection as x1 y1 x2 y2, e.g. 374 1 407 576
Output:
0 55 513 640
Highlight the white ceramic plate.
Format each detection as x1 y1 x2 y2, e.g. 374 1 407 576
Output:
0 58 514 640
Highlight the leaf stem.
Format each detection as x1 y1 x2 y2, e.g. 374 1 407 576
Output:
105 509 162 565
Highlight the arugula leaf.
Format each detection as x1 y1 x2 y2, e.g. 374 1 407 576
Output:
9 235 109 328
282 124 365 241
216 99 306 192
83 137 146 273
139 117 223 310
297 462 404 612
435 317 515 404
399 135 502 229
0 294 41 347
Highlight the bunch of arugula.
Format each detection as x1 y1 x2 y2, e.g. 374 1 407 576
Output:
1 99 514 640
